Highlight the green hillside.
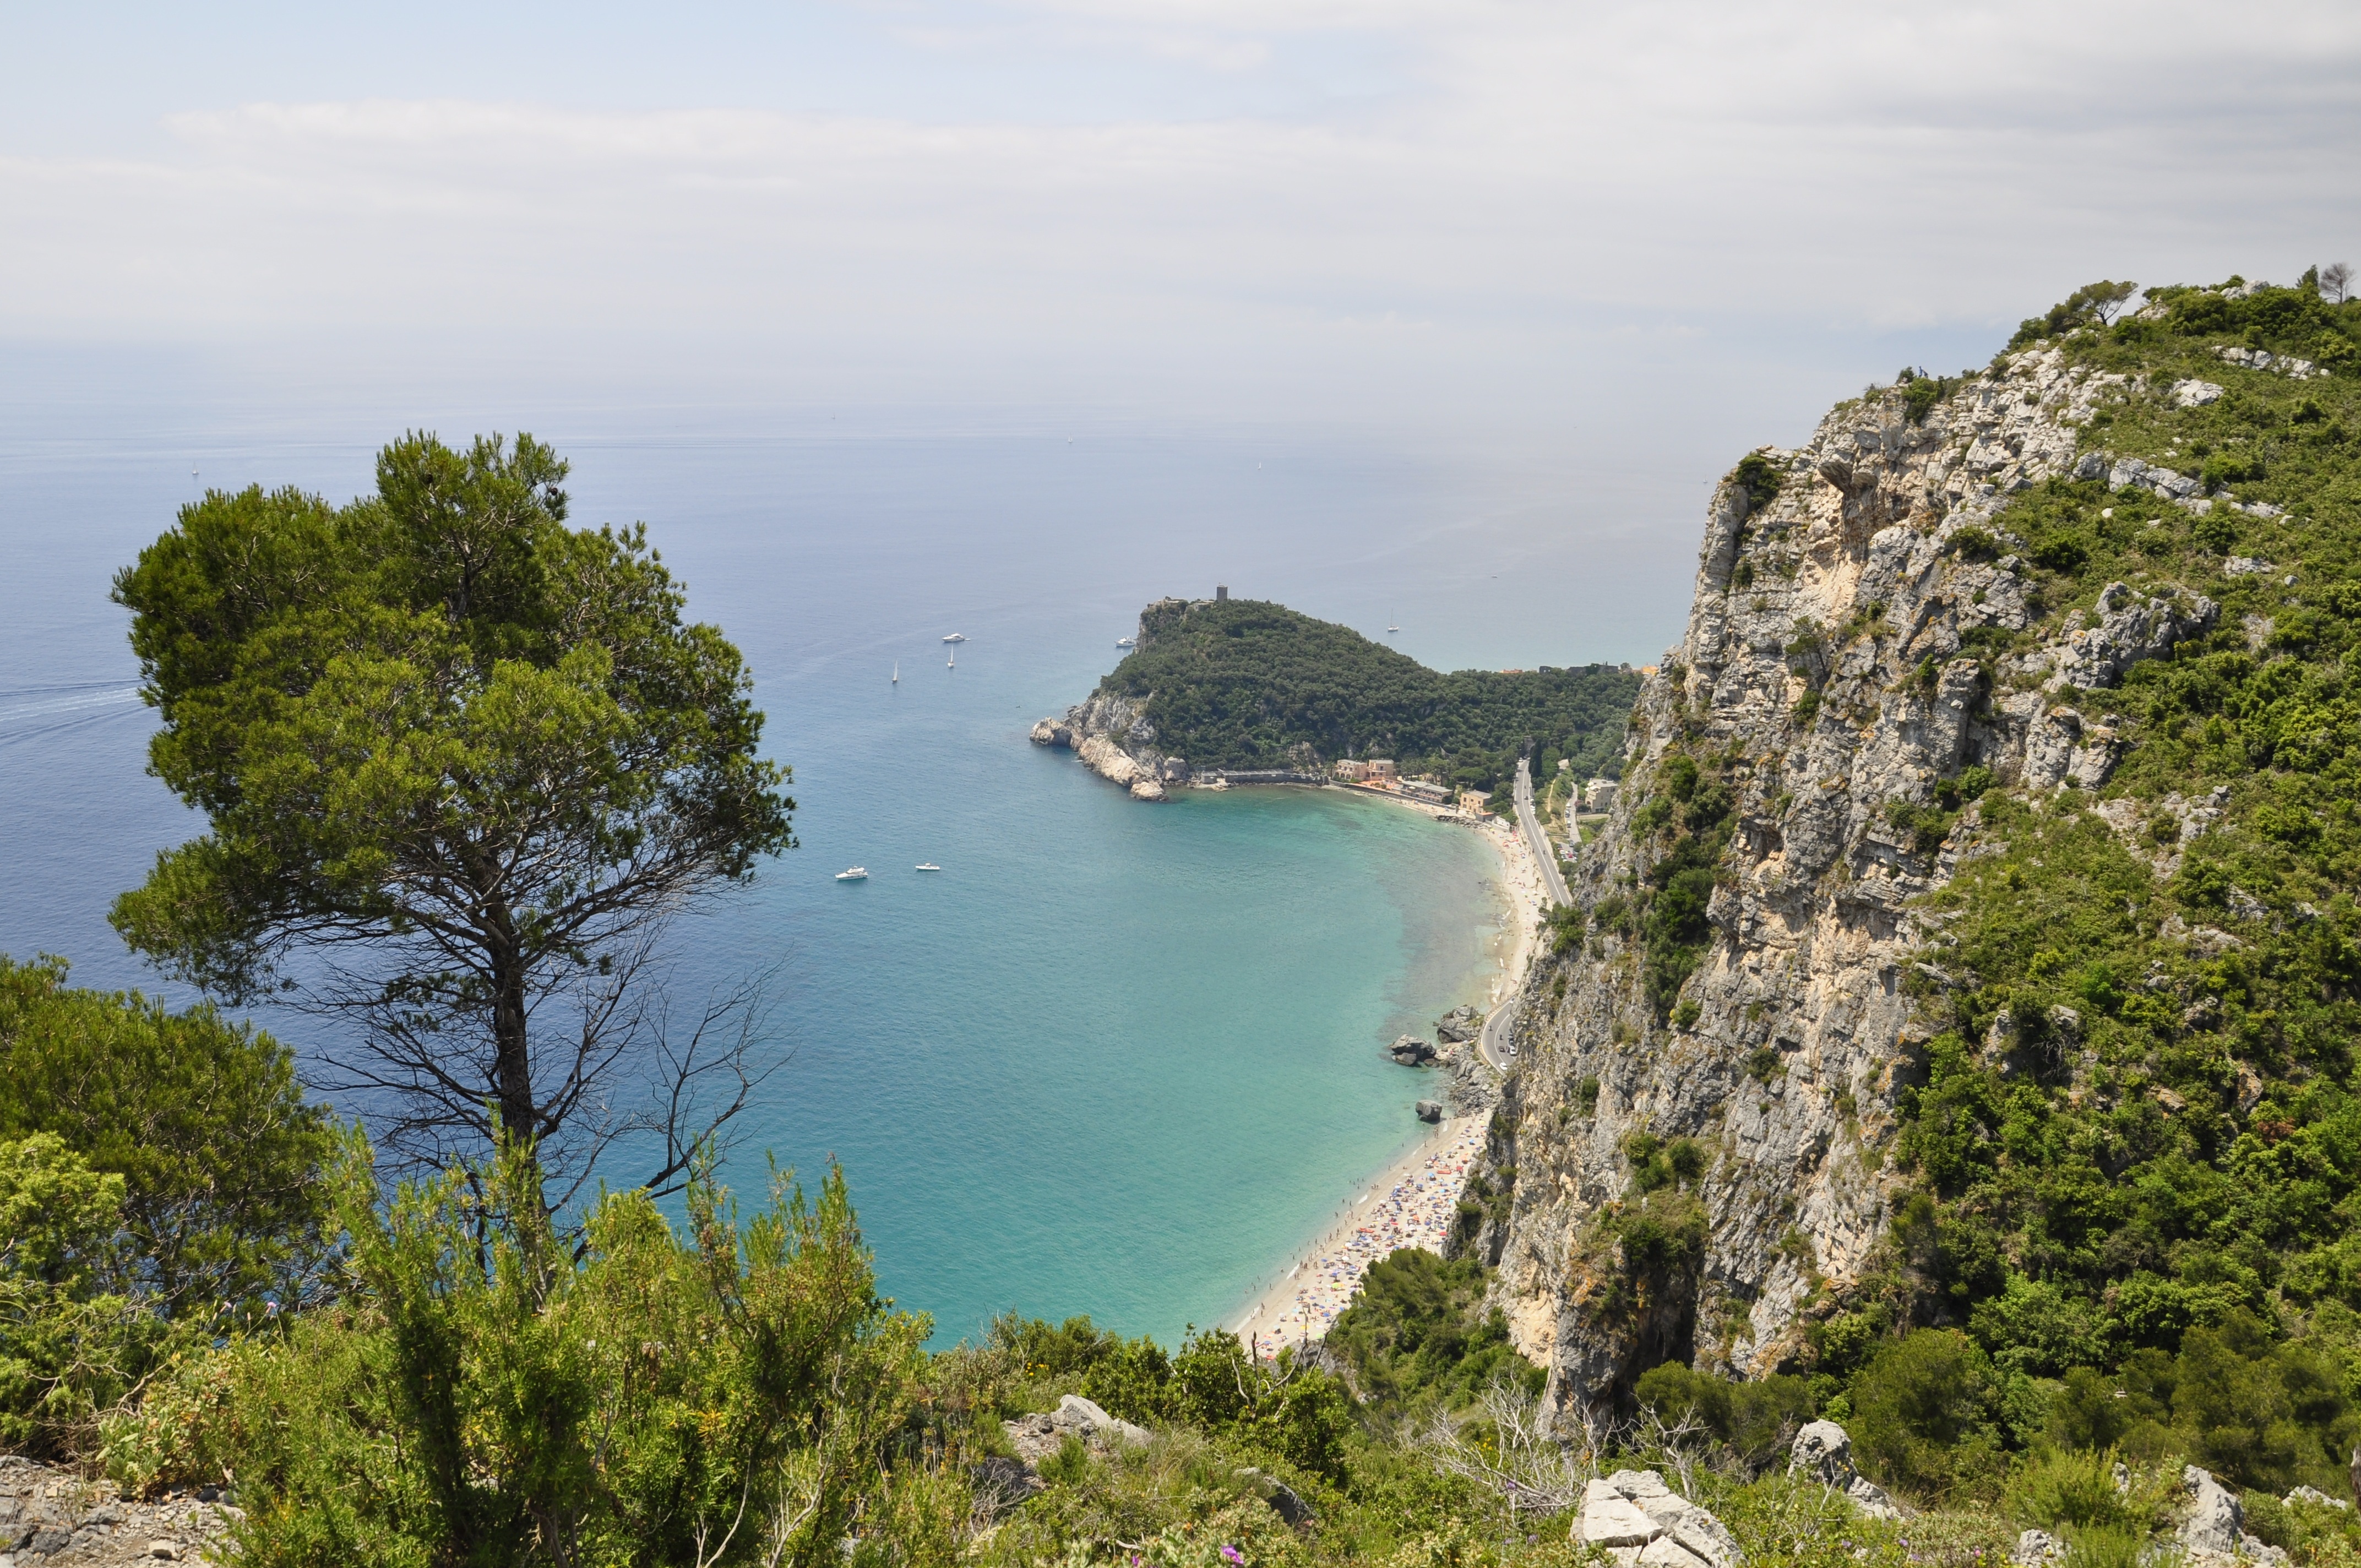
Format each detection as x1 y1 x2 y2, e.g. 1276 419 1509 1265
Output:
1807 274 2361 1502
1100 597 1639 797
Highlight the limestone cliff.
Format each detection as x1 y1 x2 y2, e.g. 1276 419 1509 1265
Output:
1468 343 2221 1428
1029 600 1193 801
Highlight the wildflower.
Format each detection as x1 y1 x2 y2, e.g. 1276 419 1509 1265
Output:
1220 1549 1244 1565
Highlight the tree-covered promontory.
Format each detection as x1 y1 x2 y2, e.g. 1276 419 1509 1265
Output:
1099 597 1639 793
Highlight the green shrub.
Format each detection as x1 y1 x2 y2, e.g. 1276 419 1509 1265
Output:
1949 531 2000 565
127 1139 954 1566
1634 1362 1815 1471
1848 1330 2008 1502
1735 453 1783 514
0 955 337 1320
1039 1433 1092 1485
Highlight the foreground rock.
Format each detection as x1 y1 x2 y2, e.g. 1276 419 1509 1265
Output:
1573 1469 1738 1568
2177 1464 2287 1565
1002 1394 1154 1463
0 1457 239 1564
1787 1422 1903 1520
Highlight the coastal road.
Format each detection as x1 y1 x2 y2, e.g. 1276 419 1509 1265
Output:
1514 758 1571 910
1477 992 1520 1073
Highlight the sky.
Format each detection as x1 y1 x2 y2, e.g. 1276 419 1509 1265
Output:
4 2 2359 486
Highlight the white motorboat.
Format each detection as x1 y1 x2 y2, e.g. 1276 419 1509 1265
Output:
942 633 967 643
915 863 942 872
835 867 869 881
1116 636 1135 648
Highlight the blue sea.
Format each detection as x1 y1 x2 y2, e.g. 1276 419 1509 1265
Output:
0 411 1682 1346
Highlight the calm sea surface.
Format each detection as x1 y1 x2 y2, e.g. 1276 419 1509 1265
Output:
0 417 1655 1346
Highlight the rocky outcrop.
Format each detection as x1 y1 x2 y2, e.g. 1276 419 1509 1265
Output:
1003 1394 1153 1462
1437 1005 1484 1043
1572 1469 1737 1568
1031 680 1190 801
1786 1421 1902 1520
1390 1035 1438 1066
0 1456 239 1564
1462 340 2205 1427
2047 581 2217 692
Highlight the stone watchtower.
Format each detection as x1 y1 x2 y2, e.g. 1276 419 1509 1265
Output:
1216 585 1228 601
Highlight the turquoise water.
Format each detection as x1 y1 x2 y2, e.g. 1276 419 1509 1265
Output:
0 422 1587 1347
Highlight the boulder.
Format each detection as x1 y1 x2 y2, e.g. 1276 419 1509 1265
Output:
2179 1465 2244 1555
1129 777 1168 802
1029 718 1058 744
1788 1421 1903 1520
2285 1486 2351 1511
2012 1529 2065 1567
1236 1467 1314 1528
1435 1005 1484 1044
1055 1393 1152 1447
971 1456 1043 1509
1388 1035 1437 1065
1788 1420 1853 1487
1572 1471 1736 1568
1415 1100 1443 1123
1000 1395 1154 1462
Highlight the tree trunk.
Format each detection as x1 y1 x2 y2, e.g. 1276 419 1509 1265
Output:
489 937 537 1151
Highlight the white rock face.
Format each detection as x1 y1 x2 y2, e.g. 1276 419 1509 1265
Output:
1574 1471 1738 1568
2179 1465 2245 1555
2173 379 2224 407
1460 346 2196 1426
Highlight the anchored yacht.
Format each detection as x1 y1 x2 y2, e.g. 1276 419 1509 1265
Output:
835 867 868 881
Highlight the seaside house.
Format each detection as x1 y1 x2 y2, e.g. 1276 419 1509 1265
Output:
1400 778 1451 804
1365 760 1398 781
1583 778 1619 813
1332 760 1369 782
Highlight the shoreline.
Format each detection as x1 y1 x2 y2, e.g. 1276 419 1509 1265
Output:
1223 791 1547 1356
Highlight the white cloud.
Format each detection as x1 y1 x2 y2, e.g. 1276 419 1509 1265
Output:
3 0 2356 430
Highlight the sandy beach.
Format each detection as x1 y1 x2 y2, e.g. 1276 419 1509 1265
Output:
1225 790 1549 1358
1231 1115 1489 1355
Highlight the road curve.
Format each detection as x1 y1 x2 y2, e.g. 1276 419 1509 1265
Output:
1477 990 1520 1072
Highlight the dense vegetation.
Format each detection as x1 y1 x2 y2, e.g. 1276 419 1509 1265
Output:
1101 598 1639 800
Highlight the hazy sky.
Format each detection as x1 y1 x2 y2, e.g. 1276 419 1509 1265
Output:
6 1 2359 450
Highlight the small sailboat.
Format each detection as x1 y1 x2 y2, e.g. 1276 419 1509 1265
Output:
942 633 966 643
1387 618 1400 633
835 867 868 881
915 863 942 873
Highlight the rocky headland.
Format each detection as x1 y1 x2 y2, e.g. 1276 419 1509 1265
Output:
1459 336 2246 1424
